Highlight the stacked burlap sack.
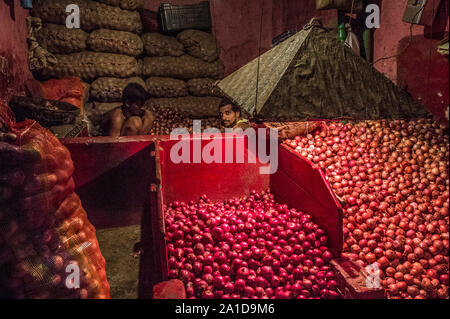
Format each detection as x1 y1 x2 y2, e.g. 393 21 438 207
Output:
31 0 145 135
141 30 224 119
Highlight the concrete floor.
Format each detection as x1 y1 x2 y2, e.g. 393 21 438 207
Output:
96 225 141 299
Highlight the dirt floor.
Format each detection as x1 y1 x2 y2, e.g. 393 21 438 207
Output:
96 225 141 299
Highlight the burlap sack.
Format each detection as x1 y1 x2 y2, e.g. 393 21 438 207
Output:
177 30 220 62
119 0 144 10
91 77 146 102
92 0 120 6
142 33 184 57
264 121 322 140
93 0 144 10
146 96 221 117
37 52 139 82
32 0 143 34
146 77 188 98
35 23 87 54
187 78 222 97
316 0 363 11
141 55 224 80
88 29 143 57
26 17 57 71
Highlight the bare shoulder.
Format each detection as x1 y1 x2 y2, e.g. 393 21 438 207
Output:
109 107 125 119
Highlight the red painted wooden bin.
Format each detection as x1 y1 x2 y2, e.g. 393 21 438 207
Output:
62 133 383 299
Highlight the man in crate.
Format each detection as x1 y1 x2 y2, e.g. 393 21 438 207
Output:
219 97 251 131
103 83 156 137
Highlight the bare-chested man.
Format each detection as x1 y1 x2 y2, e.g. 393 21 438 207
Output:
102 83 155 137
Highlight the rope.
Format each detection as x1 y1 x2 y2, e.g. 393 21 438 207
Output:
253 0 265 121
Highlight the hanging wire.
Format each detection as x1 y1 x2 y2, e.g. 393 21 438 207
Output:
253 0 265 121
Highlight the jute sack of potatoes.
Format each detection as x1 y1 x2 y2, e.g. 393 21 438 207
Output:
146 77 188 98
91 77 146 102
88 29 143 57
177 30 220 62
35 24 87 54
119 0 144 10
187 78 222 97
37 52 139 82
141 55 224 80
32 0 143 34
142 33 184 57
146 96 221 118
85 101 122 121
92 0 120 7
92 0 144 11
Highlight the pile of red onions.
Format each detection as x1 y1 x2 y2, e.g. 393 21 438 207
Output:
149 105 221 135
164 190 341 299
284 119 449 299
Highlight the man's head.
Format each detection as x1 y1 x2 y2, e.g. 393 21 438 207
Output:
219 97 241 128
123 83 150 109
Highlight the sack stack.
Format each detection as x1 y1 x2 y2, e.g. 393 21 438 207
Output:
142 30 224 118
31 0 145 134
31 1 225 135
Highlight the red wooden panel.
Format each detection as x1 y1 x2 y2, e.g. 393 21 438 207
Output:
63 136 156 187
159 134 270 204
279 144 343 212
271 168 343 256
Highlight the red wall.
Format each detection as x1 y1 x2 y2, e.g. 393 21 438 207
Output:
145 0 336 76
372 0 449 122
373 0 449 83
0 0 32 104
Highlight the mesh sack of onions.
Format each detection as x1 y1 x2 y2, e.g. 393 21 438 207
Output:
146 77 189 98
90 77 146 102
32 0 143 34
142 33 184 57
35 24 88 55
146 96 221 118
0 109 110 299
36 52 139 82
187 78 222 97
283 119 449 299
141 56 225 80
177 30 220 63
87 29 143 57
164 190 341 299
